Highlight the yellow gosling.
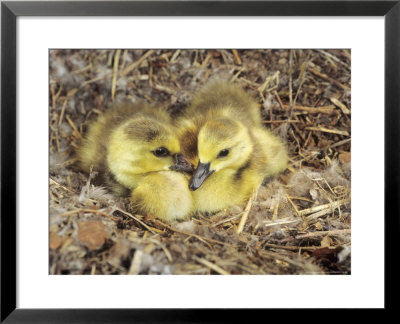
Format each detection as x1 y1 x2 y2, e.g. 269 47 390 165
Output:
129 171 193 222
76 102 193 222
177 82 288 214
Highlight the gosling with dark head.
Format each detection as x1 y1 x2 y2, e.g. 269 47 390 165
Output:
77 103 193 222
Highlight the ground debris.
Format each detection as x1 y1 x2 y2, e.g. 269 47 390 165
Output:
50 49 351 275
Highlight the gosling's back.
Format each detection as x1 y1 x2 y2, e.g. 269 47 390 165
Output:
185 81 262 127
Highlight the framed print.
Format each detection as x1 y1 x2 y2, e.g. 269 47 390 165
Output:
1 0 399 322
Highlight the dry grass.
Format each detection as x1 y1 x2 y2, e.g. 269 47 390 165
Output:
49 49 351 275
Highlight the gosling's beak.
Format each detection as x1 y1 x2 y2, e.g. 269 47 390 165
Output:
169 153 194 173
189 162 214 191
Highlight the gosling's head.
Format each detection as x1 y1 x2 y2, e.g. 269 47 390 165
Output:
107 117 182 183
189 118 253 191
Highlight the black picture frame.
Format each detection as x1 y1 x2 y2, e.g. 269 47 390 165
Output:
1 0 399 322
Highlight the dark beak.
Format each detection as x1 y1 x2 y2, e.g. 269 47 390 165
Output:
169 153 194 173
189 162 214 191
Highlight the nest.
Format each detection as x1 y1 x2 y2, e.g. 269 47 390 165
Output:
49 49 351 275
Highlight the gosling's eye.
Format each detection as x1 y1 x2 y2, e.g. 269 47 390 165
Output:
217 149 230 158
153 147 170 157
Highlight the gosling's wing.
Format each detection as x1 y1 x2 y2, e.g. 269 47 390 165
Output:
76 103 140 172
252 126 288 177
76 112 110 173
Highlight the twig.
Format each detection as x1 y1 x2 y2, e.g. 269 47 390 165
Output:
170 226 226 246
291 120 307 142
264 218 301 228
237 186 258 234
317 50 350 69
293 57 311 105
330 138 351 149
58 98 68 126
50 178 76 194
232 49 242 65
230 67 244 83
148 238 173 263
309 68 350 91
305 126 349 136
184 234 213 249
111 49 121 100
281 104 336 114
200 52 212 68
82 74 109 86
286 195 300 216
330 97 351 114
294 229 351 240
298 199 350 217
274 90 285 109
287 196 314 203
60 208 114 220
272 202 280 220
153 84 175 95
192 256 231 275
262 120 300 124
288 50 293 108
307 207 340 220
170 49 181 63
120 49 128 70
150 218 228 246
71 63 92 75
212 213 243 227
264 243 321 251
113 208 157 235
258 71 280 93
65 114 82 139
120 50 154 76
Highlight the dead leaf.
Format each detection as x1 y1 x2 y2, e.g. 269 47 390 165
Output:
314 221 324 230
321 235 332 248
77 221 109 250
49 232 63 250
339 152 351 163
67 88 79 97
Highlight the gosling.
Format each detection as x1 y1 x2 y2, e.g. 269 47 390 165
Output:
77 103 193 221
177 82 288 214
